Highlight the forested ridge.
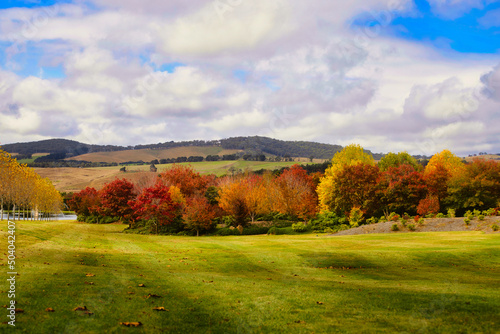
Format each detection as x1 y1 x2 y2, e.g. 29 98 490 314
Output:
2 136 383 161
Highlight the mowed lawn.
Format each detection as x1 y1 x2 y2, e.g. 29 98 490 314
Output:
1 221 499 333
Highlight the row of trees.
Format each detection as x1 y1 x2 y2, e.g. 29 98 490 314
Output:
69 164 319 235
317 145 500 218
0 149 63 221
69 145 500 235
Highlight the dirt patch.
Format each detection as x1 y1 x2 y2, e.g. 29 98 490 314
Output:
332 217 500 236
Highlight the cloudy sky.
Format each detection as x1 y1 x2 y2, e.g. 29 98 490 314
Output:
0 0 499 156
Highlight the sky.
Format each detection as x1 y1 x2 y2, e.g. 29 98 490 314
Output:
0 0 499 156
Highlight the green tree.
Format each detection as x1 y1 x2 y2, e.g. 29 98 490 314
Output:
378 152 420 172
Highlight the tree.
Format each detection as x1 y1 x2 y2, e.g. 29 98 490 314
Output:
324 163 379 217
424 149 465 179
318 144 375 212
378 152 420 172
129 182 181 234
98 178 135 222
417 196 440 217
243 174 268 222
377 164 427 216
183 195 217 236
447 159 500 213
159 164 210 197
272 165 318 219
68 187 100 219
424 162 449 209
217 177 249 227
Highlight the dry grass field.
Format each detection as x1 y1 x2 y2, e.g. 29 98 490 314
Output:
68 147 242 163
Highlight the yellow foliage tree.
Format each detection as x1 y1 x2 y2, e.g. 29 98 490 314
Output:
424 149 465 179
317 144 375 212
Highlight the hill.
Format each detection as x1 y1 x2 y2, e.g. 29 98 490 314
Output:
68 147 242 164
1 136 369 161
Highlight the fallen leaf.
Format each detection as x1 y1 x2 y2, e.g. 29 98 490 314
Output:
138 284 145 287
45 308 55 312
316 301 324 305
85 273 95 277
146 294 161 299
120 322 142 327
127 292 135 295
15 309 24 313
152 307 168 311
73 306 88 311
85 281 94 285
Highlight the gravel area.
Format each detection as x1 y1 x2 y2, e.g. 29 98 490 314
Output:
332 217 500 236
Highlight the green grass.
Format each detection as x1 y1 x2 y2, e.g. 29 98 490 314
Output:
1 221 499 333
95 160 311 176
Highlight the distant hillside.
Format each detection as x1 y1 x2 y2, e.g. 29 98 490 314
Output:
1 139 126 157
1 136 383 162
70 147 242 164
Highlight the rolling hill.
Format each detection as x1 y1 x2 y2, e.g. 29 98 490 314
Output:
68 147 242 164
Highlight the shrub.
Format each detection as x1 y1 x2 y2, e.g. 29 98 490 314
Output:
447 209 456 218
464 218 471 226
478 215 485 221
337 224 350 232
310 212 343 232
418 218 425 225
267 226 277 235
413 215 421 223
324 227 335 234
492 224 499 231
400 218 407 226
366 217 378 224
391 224 399 231
389 212 399 222
484 208 496 216
473 209 482 218
349 207 364 227
417 196 440 217
402 213 411 220
217 228 239 236
407 224 416 231
465 210 474 219
241 226 270 235
436 213 446 218
292 222 308 233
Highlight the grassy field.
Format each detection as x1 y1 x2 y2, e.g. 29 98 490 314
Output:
1 220 499 333
67 147 243 164
35 160 314 192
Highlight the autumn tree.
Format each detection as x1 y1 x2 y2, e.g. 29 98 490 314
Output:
217 177 249 227
272 165 318 219
424 149 465 179
183 195 217 236
377 164 427 216
446 159 500 213
317 144 375 212
129 182 181 234
68 187 100 219
98 178 135 222
378 152 421 172
325 163 380 217
159 164 211 198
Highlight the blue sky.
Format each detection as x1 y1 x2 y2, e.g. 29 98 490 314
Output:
0 0 499 155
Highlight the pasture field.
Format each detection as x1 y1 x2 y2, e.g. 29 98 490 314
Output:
35 160 314 192
1 220 499 333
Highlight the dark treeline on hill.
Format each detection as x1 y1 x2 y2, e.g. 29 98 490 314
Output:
2 136 373 160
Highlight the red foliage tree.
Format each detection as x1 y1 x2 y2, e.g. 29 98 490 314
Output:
129 182 181 234
159 165 211 198
273 165 318 219
424 162 449 206
377 164 427 216
417 196 440 217
98 178 135 221
327 163 380 217
68 187 100 218
183 195 217 236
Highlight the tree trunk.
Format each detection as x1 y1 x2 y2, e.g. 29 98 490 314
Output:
197 229 199 237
